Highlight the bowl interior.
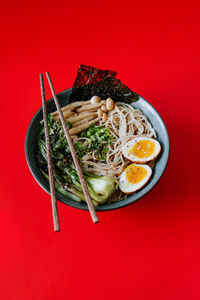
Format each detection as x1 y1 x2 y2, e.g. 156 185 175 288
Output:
25 88 170 211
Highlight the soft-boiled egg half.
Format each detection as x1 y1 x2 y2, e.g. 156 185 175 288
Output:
119 163 152 194
122 136 161 163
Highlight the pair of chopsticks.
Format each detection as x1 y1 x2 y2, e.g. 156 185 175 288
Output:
40 72 99 231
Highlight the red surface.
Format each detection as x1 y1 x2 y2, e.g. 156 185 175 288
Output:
1 0 200 299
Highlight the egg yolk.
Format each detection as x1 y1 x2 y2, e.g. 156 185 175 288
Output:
130 140 155 158
125 164 148 184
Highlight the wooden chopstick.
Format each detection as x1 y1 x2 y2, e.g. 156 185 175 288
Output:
45 72 99 224
40 74 60 232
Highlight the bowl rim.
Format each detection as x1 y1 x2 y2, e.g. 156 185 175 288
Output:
25 88 170 211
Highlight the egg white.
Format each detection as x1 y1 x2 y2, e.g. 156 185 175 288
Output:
119 164 152 194
122 136 161 163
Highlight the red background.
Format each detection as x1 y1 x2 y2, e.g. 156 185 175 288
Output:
1 0 200 299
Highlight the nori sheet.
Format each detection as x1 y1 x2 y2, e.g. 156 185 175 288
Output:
70 65 139 104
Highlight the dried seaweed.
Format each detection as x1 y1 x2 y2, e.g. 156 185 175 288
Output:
70 65 139 104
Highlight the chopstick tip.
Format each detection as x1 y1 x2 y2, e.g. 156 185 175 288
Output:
93 216 99 224
54 222 60 232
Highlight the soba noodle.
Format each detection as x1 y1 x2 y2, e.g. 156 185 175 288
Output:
76 102 156 202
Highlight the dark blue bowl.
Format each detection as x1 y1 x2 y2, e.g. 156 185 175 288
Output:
25 88 170 211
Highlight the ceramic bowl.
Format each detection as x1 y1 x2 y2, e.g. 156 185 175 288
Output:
25 88 170 211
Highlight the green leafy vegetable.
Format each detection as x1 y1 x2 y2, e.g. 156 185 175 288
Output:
85 175 118 204
36 115 118 205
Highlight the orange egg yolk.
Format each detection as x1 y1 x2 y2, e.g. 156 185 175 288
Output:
130 140 155 158
125 164 148 184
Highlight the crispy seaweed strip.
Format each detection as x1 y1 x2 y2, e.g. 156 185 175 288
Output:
70 65 139 104
73 64 117 86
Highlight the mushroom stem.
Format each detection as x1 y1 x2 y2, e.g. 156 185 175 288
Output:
69 117 101 135
67 112 97 123
51 100 91 117
72 116 97 127
53 110 74 121
76 102 102 113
